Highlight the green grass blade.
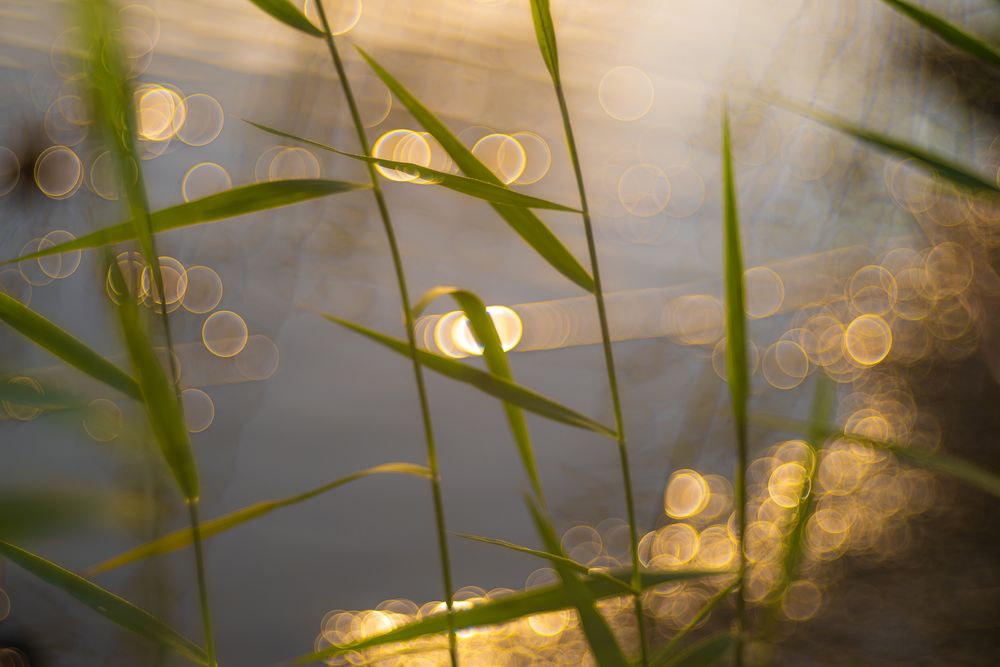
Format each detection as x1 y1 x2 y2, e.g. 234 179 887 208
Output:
244 0 324 37
774 98 1000 193
412 286 548 500
529 0 560 83
755 414 1000 498
107 258 199 501
356 47 594 291
323 314 616 438
878 0 1000 68
652 632 737 667
3 180 368 267
77 0 168 311
0 541 208 665
292 568 717 664
456 532 635 594
248 122 581 212
0 293 140 400
524 496 630 667
768 377 835 612
0 377 82 412
648 581 738 666
721 100 749 667
0 488 130 541
87 463 430 576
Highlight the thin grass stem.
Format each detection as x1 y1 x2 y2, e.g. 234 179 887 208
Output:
313 3 458 665
187 502 217 666
551 80 648 666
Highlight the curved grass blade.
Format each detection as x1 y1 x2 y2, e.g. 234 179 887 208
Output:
773 98 1000 194
107 258 198 502
754 413 1000 498
529 0 559 83
649 581 738 666
4 180 368 267
244 0 323 37
878 0 1000 69
322 314 615 438
0 488 125 541
412 286 548 500
0 377 82 412
248 122 581 212
87 463 430 576
356 47 594 292
0 293 140 400
292 567 718 664
721 100 749 667
456 532 635 594
0 541 208 665
767 377 835 615
653 632 737 667
525 495 629 667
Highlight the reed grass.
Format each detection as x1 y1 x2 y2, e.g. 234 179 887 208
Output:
3 0 1000 666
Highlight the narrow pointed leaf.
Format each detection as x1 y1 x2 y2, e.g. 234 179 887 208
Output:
721 105 749 441
649 581 738 665
292 568 718 664
755 414 1000 498
775 98 1000 193
4 180 369 267
456 532 634 594
529 0 560 83
411 286 547 498
770 377 835 609
356 47 594 292
0 541 207 665
0 293 140 400
652 633 736 667
878 0 1000 68
247 121 581 212
244 0 323 36
108 257 199 500
525 496 630 667
87 463 430 576
323 314 615 438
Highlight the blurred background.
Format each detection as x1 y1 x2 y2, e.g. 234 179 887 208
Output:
1 0 999 664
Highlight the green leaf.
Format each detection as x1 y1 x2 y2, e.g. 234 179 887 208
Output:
878 0 1000 69
528 0 560 83
411 286 548 499
773 98 1000 194
356 47 595 292
245 0 324 37
648 581 738 666
323 314 616 439
0 293 140 400
107 256 199 501
4 180 369 267
769 377 835 609
524 496 630 667
291 567 717 664
721 104 749 447
247 121 582 212
0 376 82 412
755 414 1000 498
456 532 634 594
86 463 430 576
0 541 208 665
0 488 128 541
652 633 736 667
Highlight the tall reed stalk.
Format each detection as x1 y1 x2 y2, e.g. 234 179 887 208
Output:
531 8 649 660
312 2 458 664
